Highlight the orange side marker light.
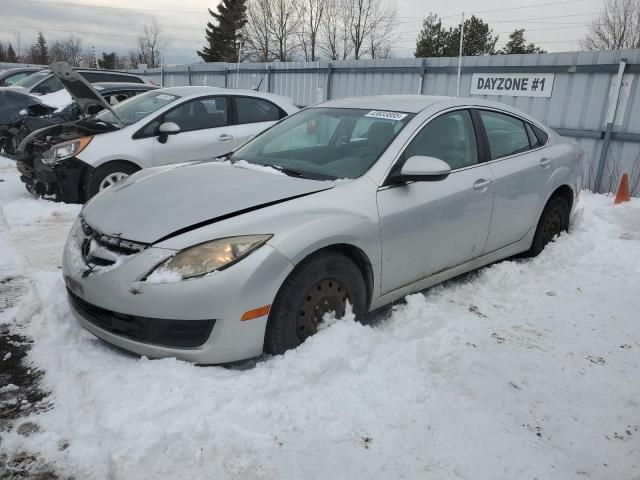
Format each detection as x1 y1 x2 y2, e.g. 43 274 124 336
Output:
241 305 271 321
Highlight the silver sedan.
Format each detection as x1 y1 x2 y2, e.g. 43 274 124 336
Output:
62 95 583 364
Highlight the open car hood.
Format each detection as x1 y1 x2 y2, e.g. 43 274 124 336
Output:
0 89 56 125
82 161 333 245
50 62 121 122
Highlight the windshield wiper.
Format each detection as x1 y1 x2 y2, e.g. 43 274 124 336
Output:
262 164 307 178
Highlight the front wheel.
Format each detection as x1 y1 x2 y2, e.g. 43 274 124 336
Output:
526 196 570 257
86 161 140 199
264 251 367 355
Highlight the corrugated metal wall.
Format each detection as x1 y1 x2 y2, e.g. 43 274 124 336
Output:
5 52 639 193
130 51 640 193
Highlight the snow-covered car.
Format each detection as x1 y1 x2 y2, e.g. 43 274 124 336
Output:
0 67 43 87
1 82 157 160
17 63 299 203
62 95 584 364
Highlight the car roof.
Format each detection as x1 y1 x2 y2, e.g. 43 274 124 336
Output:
158 85 290 101
316 94 546 120
0 67 43 74
319 95 452 113
92 82 158 92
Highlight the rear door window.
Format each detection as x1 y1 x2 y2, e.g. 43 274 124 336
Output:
525 123 541 149
479 110 531 160
234 97 285 124
163 97 228 132
532 125 549 145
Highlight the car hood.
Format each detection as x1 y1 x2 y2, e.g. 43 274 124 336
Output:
50 62 118 120
0 89 56 125
81 161 333 245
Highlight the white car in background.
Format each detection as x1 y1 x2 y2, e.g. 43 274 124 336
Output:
17 63 299 202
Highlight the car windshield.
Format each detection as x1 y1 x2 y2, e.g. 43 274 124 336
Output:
230 107 414 180
12 70 49 88
94 91 180 127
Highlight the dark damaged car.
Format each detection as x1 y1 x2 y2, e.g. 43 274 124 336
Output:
0 81 156 159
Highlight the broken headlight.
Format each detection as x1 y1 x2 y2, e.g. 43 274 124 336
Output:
42 136 93 165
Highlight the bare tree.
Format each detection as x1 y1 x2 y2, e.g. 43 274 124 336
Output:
137 18 167 68
50 36 83 66
366 0 396 58
347 0 372 59
320 0 353 60
583 0 640 50
244 0 274 62
299 0 327 61
270 0 302 61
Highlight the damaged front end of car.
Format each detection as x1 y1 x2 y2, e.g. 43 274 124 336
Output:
0 89 59 159
16 120 118 202
14 62 125 202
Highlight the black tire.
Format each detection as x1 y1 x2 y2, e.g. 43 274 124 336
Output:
525 196 570 257
86 161 140 199
264 251 367 355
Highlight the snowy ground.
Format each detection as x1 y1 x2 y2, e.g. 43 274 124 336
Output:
0 155 639 479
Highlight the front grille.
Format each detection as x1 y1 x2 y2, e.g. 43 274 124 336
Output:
80 218 147 267
68 289 215 348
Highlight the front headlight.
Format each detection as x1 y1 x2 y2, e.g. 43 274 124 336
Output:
148 235 272 280
42 136 93 165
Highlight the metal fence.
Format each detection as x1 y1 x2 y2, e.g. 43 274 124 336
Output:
128 50 640 194
3 52 639 194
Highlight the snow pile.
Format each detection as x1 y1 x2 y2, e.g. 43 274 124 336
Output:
38 90 73 112
0 156 639 479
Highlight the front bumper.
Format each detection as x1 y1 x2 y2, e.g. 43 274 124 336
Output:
62 221 294 364
18 156 90 203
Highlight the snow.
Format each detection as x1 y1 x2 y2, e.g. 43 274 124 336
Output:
1 154 640 479
144 266 182 284
38 90 73 112
216 158 285 176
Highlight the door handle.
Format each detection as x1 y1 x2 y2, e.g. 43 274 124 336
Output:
218 134 234 142
473 178 492 190
539 157 552 168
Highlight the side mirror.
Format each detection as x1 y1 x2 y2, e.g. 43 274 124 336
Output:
388 156 451 184
157 122 180 144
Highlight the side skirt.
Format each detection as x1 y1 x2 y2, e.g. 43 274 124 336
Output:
369 236 532 310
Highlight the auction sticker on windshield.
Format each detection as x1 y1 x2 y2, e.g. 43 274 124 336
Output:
364 111 408 121
156 94 177 101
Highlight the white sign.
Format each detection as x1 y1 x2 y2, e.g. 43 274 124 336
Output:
470 73 555 98
364 110 408 121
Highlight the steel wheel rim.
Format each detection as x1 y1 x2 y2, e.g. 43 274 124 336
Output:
296 278 350 341
542 208 563 244
99 172 129 191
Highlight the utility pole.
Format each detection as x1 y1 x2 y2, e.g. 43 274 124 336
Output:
456 12 465 97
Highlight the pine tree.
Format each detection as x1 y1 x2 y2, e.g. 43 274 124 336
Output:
198 0 248 62
7 43 18 63
34 31 49 64
415 13 449 57
500 29 545 54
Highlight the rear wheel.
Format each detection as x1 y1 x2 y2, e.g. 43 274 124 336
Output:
526 196 570 256
264 251 367 355
86 161 140 199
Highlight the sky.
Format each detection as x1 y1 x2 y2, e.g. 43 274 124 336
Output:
0 0 605 65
